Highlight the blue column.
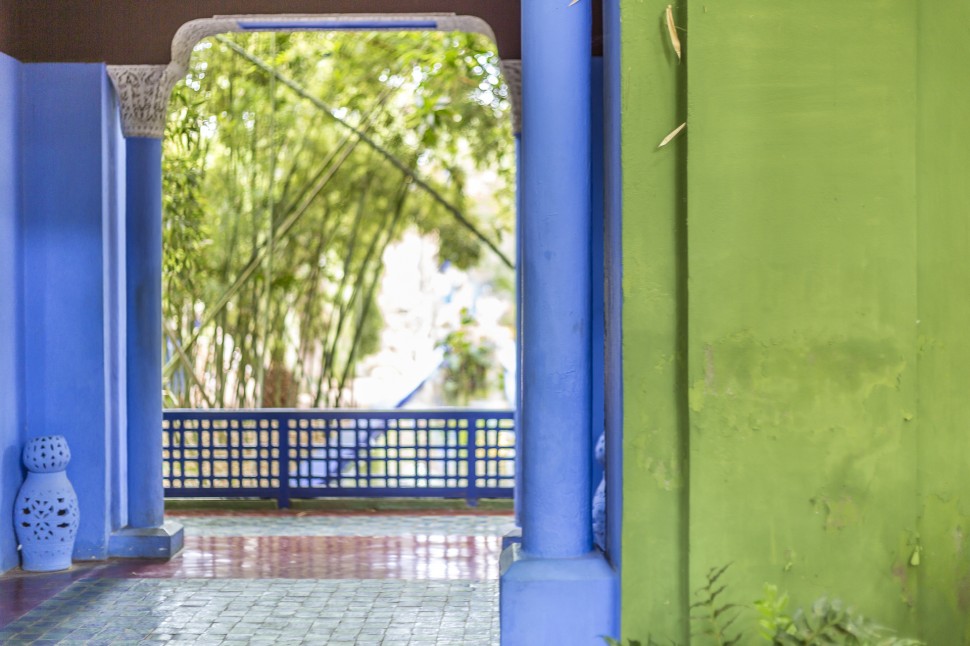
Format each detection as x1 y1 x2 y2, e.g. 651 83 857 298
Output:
108 134 183 557
126 137 164 529
520 0 593 559
500 1 617 643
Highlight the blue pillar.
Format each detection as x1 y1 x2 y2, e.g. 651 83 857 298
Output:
126 138 164 529
108 134 183 557
520 0 593 560
499 1 617 642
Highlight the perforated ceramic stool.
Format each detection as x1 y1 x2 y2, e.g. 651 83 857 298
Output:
14 435 80 571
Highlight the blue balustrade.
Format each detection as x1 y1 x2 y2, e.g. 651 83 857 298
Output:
162 409 515 507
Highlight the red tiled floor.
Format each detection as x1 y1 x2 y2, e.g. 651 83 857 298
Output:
98 535 502 580
0 517 505 629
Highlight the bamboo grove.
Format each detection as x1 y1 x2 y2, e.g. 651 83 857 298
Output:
161 31 515 409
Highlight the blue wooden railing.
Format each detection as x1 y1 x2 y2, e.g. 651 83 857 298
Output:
162 409 515 507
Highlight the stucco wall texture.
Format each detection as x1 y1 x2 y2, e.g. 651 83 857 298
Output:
19 64 127 562
0 51 25 574
621 2 970 643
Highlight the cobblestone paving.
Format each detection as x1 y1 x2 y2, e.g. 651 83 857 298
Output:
174 514 516 538
0 514 507 645
0 578 499 645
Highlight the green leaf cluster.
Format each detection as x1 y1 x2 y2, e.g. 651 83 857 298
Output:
603 638 642 646
161 30 515 408
691 564 743 645
603 569 924 646
435 307 499 405
756 585 923 646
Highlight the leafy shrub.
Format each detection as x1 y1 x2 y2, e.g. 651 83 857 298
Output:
603 567 923 646
756 585 923 646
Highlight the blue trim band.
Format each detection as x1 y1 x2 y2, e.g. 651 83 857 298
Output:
237 21 438 31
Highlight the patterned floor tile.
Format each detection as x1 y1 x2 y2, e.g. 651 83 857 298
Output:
172 513 516 538
0 513 508 644
0 579 499 645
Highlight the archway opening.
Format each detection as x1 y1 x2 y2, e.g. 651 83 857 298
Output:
161 29 516 413
157 34 517 638
160 29 517 506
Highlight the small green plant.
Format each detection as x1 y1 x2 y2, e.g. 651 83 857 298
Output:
603 568 924 646
602 637 672 646
691 564 743 645
755 585 923 645
601 634 676 646
754 584 794 640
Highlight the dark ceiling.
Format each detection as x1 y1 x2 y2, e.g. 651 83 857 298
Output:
0 1 603 63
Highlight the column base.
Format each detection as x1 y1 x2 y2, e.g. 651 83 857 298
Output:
502 528 523 551
500 543 617 645
108 520 184 559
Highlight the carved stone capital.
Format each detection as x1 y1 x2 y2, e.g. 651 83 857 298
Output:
500 59 521 134
107 65 182 139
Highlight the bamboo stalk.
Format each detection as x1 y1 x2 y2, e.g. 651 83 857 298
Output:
162 67 398 380
216 36 514 270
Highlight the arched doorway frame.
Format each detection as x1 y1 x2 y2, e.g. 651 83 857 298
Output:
107 8 614 642
109 14 520 139
106 11 521 542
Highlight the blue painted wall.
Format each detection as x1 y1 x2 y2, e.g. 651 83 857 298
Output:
0 51 25 574
603 0 623 567
103 83 127 534
21 63 126 560
590 58 605 506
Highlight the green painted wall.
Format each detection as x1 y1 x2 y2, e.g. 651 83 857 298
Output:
915 2 970 643
620 0 689 641
621 1 970 642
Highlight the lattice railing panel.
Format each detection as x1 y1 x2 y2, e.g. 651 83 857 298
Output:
162 409 515 506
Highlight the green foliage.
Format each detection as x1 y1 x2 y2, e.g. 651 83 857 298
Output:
162 31 515 408
605 570 923 646
602 638 642 646
755 585 923 646
691 564 743 646
601 635 674 646
755 584 793 641
436 308 498 405
162 90 210 313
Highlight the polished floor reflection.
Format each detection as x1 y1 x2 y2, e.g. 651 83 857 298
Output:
0 511 512 644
